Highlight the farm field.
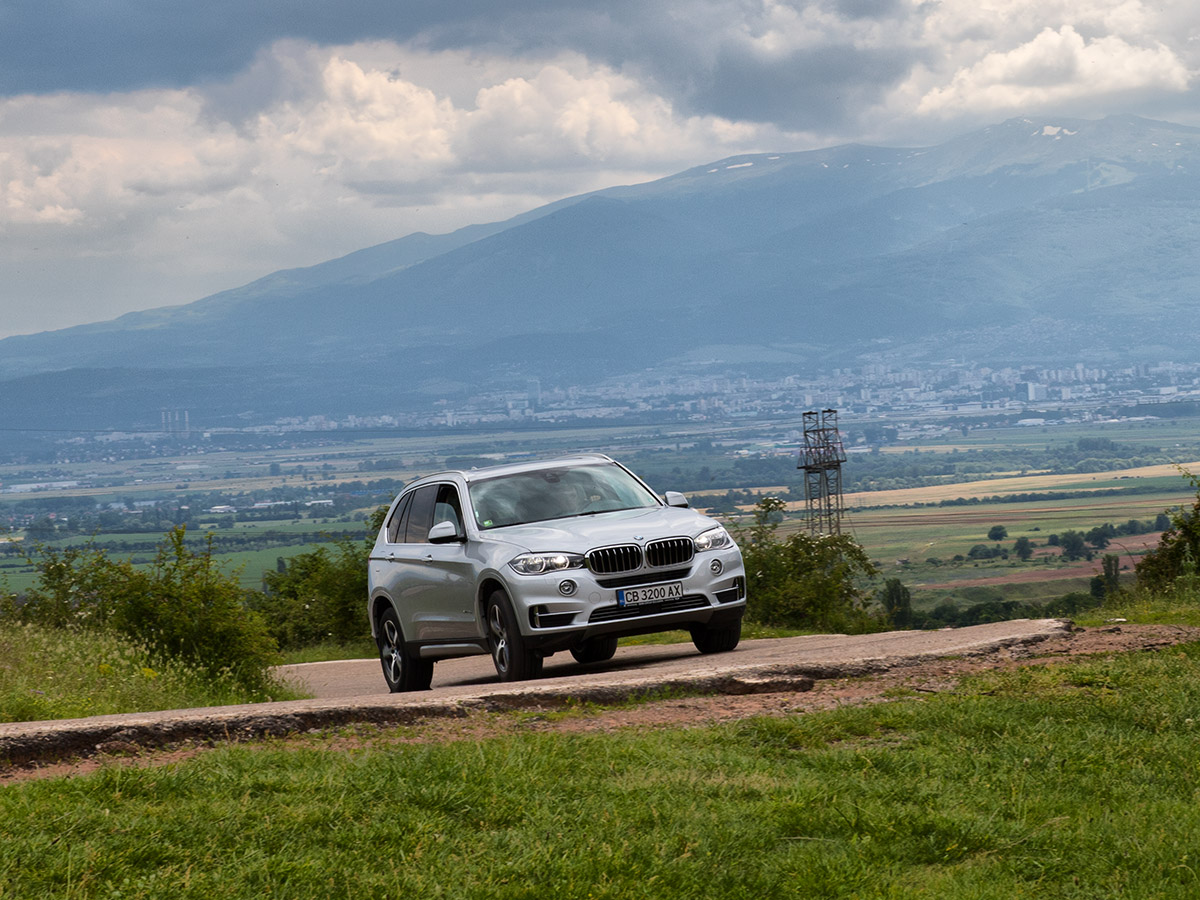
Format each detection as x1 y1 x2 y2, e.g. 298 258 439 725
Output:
729 459 1200 609
841 461 1200 507
4 418 1200 609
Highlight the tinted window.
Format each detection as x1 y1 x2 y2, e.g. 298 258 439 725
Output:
405 485 438 543
386 492 413 544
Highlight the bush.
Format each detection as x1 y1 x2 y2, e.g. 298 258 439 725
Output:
253 507 385 649
1137 469 1200 592
733 498 877 631
11 527 280 693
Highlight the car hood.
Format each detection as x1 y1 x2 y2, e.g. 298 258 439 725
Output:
482 505 721 553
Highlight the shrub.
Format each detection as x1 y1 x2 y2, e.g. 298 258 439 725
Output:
14 527 279 692
253 507 385 649
733 498 877 631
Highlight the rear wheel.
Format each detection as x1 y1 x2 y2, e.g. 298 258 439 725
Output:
377 606 434 692
690 618 742 654
570 635 619 664
486 589 543 681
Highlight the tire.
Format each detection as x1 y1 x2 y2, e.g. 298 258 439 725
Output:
690 618 742 654
485 589 543 682
377 606 434 692
570 635 619 664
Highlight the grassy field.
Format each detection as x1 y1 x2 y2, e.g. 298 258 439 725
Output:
4 637 1200 897
0 624 302 723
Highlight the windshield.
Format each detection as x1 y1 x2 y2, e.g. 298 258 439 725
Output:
469 463 660 529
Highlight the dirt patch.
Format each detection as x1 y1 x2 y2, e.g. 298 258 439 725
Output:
4 624 1196 785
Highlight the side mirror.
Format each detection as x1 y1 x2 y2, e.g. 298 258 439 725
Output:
428 520 465 543
663 491 690 508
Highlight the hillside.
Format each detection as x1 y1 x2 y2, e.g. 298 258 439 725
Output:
3 114 1200 429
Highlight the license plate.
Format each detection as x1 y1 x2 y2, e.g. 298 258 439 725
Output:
617 581 683 607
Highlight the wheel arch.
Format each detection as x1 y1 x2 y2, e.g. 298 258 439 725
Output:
476 576 508 622
368 593 395 639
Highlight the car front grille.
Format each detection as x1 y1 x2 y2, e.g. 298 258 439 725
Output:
587 544 643 574
645 537 694 568
588 594 710 623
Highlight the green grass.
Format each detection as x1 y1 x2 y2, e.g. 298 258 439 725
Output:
0 624 304 723
5 644 1200 897
1075 581 1200 628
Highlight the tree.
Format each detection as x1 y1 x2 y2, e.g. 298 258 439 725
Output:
1013 536 1034 561
24 517 58 541
1085 524 1116 549
1102 553 1121 595
1137 469 1200 592
1058 530 1088 561
879 579 912 629
987 525 1008 542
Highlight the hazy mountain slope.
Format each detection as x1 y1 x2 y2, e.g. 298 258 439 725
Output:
3 114 1200 427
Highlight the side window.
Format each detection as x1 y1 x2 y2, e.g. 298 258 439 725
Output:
385 492 413 544
433 484 464 536
404 485 438 543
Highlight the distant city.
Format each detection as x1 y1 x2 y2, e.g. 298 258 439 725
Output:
211 358 1200 435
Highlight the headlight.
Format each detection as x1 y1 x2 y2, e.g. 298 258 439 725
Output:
509 552 585 575
694 526 732 552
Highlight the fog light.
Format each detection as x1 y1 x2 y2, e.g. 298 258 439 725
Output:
558 580 577 596
709 559 723 575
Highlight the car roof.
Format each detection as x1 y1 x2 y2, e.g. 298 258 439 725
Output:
403 453 618 489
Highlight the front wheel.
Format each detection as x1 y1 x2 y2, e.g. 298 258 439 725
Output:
377 607 434 692
486 589 543 682
690 618 742 654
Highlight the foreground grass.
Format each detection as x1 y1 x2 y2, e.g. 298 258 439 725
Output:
0 624 304 723
4 645 1200 897
1073 582 1200 628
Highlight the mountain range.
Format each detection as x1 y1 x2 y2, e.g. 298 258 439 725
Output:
3 113 1200 431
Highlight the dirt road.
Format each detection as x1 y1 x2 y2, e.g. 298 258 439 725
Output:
275 619 1075 699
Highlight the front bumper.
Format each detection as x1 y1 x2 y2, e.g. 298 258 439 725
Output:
508 547 747 654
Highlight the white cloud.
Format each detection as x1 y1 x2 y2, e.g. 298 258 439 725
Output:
917 25 1192 115
0 41 792 337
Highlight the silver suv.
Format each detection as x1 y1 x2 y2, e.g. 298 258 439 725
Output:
367 454 746 691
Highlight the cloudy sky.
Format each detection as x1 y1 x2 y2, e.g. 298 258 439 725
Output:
2 0 1198 338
